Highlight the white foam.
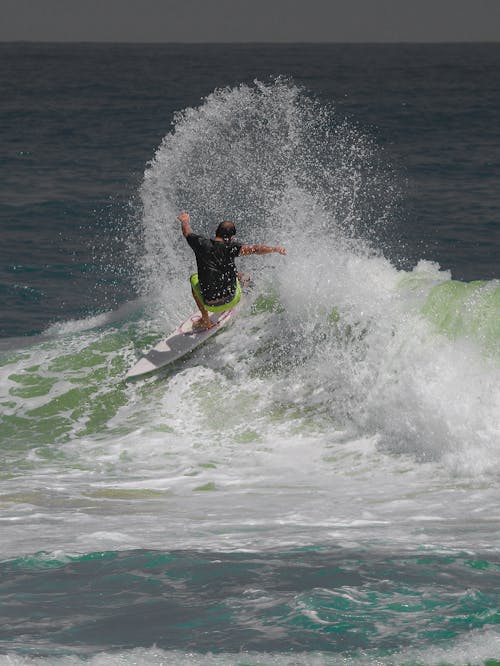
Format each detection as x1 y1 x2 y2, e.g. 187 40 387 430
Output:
42 300 143 337
2 628 500 664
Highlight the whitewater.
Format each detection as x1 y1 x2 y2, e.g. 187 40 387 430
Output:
1 78 500 664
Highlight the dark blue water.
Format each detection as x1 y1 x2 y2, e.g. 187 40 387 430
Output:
1 43 499 337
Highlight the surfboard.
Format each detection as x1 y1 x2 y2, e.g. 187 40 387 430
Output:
126 308 237 379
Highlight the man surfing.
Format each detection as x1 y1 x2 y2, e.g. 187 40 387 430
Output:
178 211 286 330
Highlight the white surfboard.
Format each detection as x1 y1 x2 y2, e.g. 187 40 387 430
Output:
126 308 237 379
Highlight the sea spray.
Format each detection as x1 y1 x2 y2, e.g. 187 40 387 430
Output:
137 79 397 307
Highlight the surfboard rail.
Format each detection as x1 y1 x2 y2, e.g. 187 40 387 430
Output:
126 308 236 379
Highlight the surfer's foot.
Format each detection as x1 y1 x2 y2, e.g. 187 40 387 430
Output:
192 318 213 331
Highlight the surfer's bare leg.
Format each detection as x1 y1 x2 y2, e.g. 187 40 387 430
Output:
191 288 213 330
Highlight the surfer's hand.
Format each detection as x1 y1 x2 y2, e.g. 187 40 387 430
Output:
178 211 193 237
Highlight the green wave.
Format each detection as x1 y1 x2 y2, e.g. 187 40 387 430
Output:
421 279 500 352
0 322 160 473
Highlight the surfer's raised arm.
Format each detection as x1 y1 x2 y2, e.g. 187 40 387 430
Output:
239 244 287 256
178 211 193 237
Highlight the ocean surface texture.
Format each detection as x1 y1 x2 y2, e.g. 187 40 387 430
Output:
1 43 500 665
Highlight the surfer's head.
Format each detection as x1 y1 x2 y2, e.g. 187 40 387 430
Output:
215 220 236 242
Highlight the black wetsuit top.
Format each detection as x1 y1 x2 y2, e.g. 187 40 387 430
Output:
186 234 242 302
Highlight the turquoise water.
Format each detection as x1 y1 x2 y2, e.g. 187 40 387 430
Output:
1 45 500 665
2 548 500 662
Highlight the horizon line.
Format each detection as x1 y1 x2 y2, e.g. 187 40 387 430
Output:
2 39 500 45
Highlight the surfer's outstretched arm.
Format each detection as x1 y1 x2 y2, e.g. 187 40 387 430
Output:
178 211 193 237
239 244 287 256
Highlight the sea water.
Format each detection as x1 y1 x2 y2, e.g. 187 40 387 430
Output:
1 43 500 665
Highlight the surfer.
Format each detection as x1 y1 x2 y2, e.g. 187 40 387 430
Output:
178 211 286 330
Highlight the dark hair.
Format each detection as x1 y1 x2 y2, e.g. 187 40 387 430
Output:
215 220 236 240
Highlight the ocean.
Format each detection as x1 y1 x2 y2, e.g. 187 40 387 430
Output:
0 42 499 665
